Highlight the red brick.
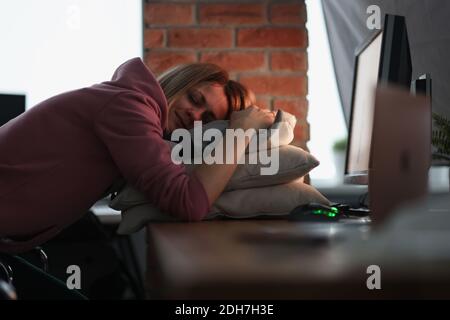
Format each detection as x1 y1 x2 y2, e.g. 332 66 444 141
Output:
237 27 307 48
144 29 165 48
199 4 265 24
239 75 307 96
271 51 307 71
291 140 308 149
145 51 197 75
169 28 232 48
270 2 306 24
144 3 193 25
293 121 310 143
273 98 308 119
200 51 265 72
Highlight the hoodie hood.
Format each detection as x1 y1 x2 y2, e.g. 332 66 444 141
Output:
107 57 168 129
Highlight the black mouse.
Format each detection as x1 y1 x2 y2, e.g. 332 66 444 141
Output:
288 203 340 222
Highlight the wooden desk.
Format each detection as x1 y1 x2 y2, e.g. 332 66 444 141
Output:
146 219 450 299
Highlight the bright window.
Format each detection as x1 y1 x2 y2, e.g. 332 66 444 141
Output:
306 0 347 187
0 0 143 109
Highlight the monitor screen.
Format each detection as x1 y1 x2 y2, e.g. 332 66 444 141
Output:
0 94 25 126
378 15 412 89
345 32 383 184
344 14 413 185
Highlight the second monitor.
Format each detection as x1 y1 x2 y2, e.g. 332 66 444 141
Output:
344 14 413 185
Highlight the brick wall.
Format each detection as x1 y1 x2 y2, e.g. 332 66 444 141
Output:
144 0 309 149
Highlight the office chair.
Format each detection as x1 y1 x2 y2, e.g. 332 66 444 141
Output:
0 259 14 283
0 256 16 300
18 247 49 273
0 246 60 300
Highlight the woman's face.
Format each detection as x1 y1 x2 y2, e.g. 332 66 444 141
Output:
167 83 229 132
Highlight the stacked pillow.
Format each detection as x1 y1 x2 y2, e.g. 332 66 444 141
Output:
110 110 330 234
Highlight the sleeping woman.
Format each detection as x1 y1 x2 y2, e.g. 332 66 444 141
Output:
0 57 275 253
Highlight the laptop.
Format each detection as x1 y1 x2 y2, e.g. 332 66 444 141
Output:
369 85 431 225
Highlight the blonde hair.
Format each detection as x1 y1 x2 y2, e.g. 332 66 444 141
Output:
157 63 254 119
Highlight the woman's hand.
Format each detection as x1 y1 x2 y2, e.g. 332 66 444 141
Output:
229 106 275 131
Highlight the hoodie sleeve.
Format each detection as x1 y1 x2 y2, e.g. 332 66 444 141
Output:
95 91 210 221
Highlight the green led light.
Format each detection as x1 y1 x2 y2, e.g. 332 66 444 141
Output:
311 209 338 218
312 209 337 218
331 207 338 213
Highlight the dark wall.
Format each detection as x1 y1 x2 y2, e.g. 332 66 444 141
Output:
322 0 450 125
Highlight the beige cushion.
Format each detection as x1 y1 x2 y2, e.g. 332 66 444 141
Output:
210 179 330 216
114 179 330 234
223 145 318 191
179 144 318 191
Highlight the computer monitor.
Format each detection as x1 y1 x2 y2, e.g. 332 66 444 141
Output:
344 31 383 184
0 94 25 127
412 74 432 97
378 15 413 88
344 14 413 185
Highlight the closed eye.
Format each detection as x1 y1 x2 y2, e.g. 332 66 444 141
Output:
189 89 217 122
188 90 204 107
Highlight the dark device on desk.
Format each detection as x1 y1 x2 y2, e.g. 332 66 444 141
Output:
412 74 438 165
0 93 25 126
288 203 371 222
412 74 432 97
288 203 340 222
344 14 412 185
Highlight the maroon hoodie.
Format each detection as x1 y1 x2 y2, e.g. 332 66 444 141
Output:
0 57 210 253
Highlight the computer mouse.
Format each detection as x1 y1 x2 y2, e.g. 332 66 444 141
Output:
288 203 340 222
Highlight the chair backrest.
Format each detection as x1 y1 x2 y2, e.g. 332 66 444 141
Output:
0 259 13 283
